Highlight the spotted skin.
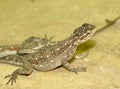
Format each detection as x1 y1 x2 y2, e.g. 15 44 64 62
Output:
0 23 95 85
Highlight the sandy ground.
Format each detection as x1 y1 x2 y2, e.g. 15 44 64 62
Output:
0 0 120 89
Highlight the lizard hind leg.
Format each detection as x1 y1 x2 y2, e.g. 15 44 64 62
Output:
4 61 33 85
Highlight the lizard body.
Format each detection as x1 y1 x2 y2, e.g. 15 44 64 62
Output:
0 23 95 85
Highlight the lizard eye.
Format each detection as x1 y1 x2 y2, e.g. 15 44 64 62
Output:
87 32 90 35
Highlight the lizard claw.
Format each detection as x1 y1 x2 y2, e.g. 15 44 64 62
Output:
69 68 79 74
69 67 86 74
4 72 18 85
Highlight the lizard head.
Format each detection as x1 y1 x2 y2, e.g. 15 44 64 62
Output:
71 23 96 45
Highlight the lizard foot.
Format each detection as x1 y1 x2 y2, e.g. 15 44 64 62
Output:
4 71 18 85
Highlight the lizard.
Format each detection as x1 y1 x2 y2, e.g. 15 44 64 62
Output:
0 23 95 85
0 16 120 85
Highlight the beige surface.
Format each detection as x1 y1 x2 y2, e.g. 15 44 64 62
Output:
0 0 120 89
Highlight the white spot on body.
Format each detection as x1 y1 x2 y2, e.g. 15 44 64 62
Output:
39 65 43 67
76 31 79 34
74 36 78 39
50 60 54 62
46 55 49 58
77 39 81 43
70 39 73 43
57 48 60 51
64 43 67 46
51 51 54 53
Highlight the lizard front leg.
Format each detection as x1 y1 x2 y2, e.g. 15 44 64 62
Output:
4 61 33 85
61 59 86 74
